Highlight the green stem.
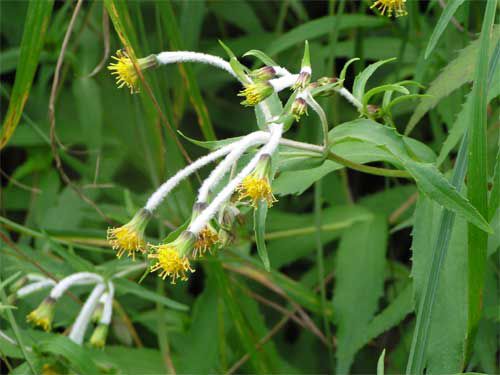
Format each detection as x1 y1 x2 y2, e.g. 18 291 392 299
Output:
0 281 36 374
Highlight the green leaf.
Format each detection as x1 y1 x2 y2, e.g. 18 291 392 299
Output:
406 25 500 135
424 0 466 59
113 278 188 311
363 84 409 108
332 215 388 374
465 0 497 357
339 57 360 83
243 49 278 67
37 335 100 375
352 58 396 101
254 200 270 271
0 0 54 149
266 15 387 56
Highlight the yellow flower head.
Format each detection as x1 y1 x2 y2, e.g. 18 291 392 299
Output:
237 154 277 208
238 81 274 106
291 97 308 121
89 323 108 349
107 209 151 260
108 50 158 93
193 225 220 258
149 232 195 284
371 0 407 17
26 297 55 332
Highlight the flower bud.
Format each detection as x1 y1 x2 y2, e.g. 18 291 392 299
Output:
26 297 56 332
291 97 308 121
249 66 276 81
89 323 109 349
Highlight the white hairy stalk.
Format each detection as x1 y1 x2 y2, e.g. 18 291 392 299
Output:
50 272 103 300
156 51 237 79
269 74 300 92
188 123 284 234
16 279 56 298
145 142 241 212
197 131 270 203
100 282 115 325
335 87 362 110
26 274 49 283
68 283 106 344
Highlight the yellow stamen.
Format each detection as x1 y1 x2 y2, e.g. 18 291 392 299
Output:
107 50 158 94
371 0 407 17
193 226 219 258
107 226 145 260
149 244 194 284
237 175 277 208
238 82 273 106
26 298 55 332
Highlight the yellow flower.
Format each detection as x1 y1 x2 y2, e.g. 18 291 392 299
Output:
149 232 195 284
237 154 277 208
193 225 220 258
237 174 277 208
238 81 274 106
371 0 407 17
89 324 108 349
26 297 55 332
107 209 151 260
107 50 158 94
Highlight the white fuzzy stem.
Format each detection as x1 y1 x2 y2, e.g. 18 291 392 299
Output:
272 66 292 77
188 124 283 234
335 87 362 109
145 142 240 212
50 272 103 300
68 283 106 345
156 51 237 79
100 282 115 325
16 280 56 298
26 274 49 283
269 74 299 92
197 131 270 203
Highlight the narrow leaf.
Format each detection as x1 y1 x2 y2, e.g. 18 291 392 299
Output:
254 200 271 271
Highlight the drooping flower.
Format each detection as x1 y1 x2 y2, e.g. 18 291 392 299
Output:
148 232 195 284
237 154 277 208
107 209 151 260
238 81 274 106
108 50 158 93
26 297 56 332
89 323 108 349
371 0 407 17
291 97 308 121
193 225 220 258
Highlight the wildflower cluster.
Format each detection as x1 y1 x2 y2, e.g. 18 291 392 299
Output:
106 37 418 284
13 272 116 348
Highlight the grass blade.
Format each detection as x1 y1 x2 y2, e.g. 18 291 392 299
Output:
0 0 54 149
254 200 271 271
424 0 465 59
465 0 497 358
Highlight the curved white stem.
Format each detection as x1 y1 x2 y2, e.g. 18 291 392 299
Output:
68 283 106 345
197 131 270 203
272 66 292 77
269 74 299 92
16 280 56 298
188 123 284 235
100 282 115 325
156 51 237 79
145 141 241 212
335 87 362 110
50 272 103 300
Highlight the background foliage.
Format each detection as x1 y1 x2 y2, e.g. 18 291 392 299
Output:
0 0 498 374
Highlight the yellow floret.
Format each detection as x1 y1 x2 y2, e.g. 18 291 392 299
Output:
108 50 157 94
237 175 277 208
193 226 220 258
107 226 145 260
371 0 407 17
26 298 55 332
149 244 194 284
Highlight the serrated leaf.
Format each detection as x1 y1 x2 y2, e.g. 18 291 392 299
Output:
254 200 270 271
406 25 500 134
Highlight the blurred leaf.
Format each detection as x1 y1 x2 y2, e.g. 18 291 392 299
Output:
424 0 465 59
377 349 386 375
0 0 54 149
406 25 500 135
332 215 387 374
